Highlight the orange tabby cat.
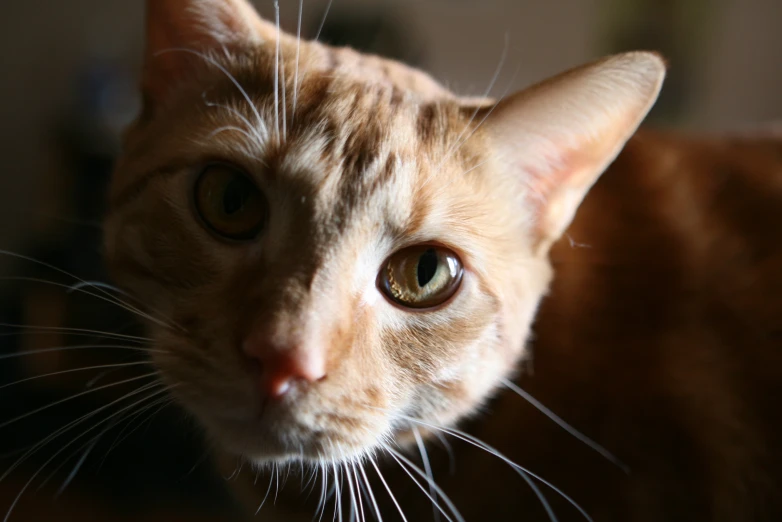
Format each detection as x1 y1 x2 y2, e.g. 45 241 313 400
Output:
102 0 782 521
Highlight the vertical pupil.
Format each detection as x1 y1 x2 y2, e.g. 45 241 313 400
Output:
222 177 248 215
417 248 439 287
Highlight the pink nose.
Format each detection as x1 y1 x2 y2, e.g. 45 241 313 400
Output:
241 338 326 398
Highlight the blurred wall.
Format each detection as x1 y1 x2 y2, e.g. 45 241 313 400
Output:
1 0 781 266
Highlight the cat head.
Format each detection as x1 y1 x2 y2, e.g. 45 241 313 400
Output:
104 0 664 465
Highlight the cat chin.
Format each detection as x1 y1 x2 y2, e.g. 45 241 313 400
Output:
194 405 391 465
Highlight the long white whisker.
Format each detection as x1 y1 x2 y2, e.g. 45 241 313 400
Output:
202 96 268 151
0 380 165 481
101 396 173 464
333 462 343 522
445 61 522 168
2 387 170 522
438 33 509 169
390 412 587 522
54 428 101 497
345 461 358 522
208 125 255 141
292 0 304 125
274 461 281 504
0 344 162 362
358 462 383 522
383 445 460 522
0 361 150 390
0 323 152 343
65 280 183 333
273 1 281 146
155 48 267 145
500 378 628 473
0 372 159 430
369 457 407 522
48 393 172 494
317 463 329 522
314 0 334 41
432 431 456 475
411 425 440 522
280 23 287 142
255 468 275 514
0 250 177 331
66 281 123 294
293 0 334 109
352 462 366 522
302 460 318 495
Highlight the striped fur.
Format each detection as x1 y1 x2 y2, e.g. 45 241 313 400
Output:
103 1 782 520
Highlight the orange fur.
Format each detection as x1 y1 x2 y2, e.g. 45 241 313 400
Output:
103 1 782 520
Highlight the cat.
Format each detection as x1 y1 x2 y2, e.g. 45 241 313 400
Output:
100 0 782 521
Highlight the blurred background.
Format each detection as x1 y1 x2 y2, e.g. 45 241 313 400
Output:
0 0 780 520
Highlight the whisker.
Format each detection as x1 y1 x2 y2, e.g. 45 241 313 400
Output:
358 462 383 522
280 18 287 143
0 372 159 431
500 378 628 473
0 380 165 481
66 281 124 294
317 463 329 522
390 412 587 522
369 457 407 522
64 280 182 332
255 467 275 514
35 416 124 496
291 0 304 125
155 48 267 147
208 125 256 141
444 61 522 168
274 461 281 504
0 361 150 390
0 251 178 332
345 461 356 522
411 425 440 522
351 461 367 522
2 387 169 522
293 0 333 105
54 427 102 497
333 462 343 522
223 456 242 481
0 344 164 362
439 33 509 169
314 0 334 42
101 396 173 464
432 431 456 475
202 95 268 152
302 458 317 494
273 1 281 146
0 322 152 343
383 445 460 522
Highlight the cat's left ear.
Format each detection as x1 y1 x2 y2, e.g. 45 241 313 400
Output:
142 0 275 106
478 52 666 254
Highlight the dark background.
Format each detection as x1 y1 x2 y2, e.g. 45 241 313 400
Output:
0 0 780 520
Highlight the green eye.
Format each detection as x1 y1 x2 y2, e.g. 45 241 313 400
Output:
378 245 463 309
194 164 267 240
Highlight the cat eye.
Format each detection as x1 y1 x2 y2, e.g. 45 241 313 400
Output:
378 245 464 309
193 164 267 240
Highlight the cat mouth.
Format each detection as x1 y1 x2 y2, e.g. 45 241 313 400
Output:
197 398 390 464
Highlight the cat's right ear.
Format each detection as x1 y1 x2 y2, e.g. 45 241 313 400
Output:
142 0 273 107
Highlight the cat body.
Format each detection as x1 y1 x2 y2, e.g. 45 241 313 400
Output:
102 1 782 520
402 130 782 522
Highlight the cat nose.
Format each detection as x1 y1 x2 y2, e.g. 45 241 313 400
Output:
241 338 326 398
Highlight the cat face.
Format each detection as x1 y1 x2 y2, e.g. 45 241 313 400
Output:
104 0 664 465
